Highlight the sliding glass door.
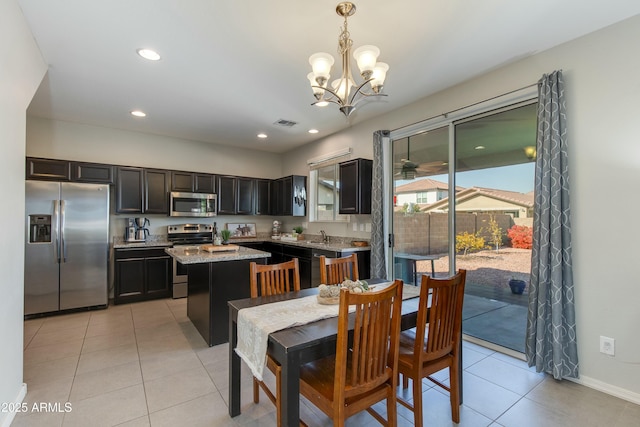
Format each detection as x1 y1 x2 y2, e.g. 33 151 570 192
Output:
391 126 450 285
388 94 537 353
453 103 536 353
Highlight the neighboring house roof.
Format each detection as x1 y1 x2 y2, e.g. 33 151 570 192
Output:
423 186 534 211
395 178 463 194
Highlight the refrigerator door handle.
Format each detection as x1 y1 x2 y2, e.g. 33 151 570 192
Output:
61 199 67 262
54 199 61 263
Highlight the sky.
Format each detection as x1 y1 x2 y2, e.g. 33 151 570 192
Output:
396 163 535 194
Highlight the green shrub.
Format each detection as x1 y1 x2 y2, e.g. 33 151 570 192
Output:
456 232 486 255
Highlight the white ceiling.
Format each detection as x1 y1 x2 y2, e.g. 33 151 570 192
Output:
18 1 640 154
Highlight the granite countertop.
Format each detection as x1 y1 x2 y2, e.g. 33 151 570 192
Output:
113 235 370 252
112 236 172 249
165 246 271 264
230 237 370 252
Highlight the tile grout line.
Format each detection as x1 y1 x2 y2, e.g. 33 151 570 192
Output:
131 303 153 422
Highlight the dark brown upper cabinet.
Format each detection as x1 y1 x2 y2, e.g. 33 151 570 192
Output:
217 176 254 215
171 171 194 192
144 169 170 214
116 167 169 214
236 178 254 215
72 161 114 184
26 158 71 181
271 175 306 217
339 158 372 214
171 171 216 193
26 157 114 184
254 179 271 215
194 174 216 193
217 176 237 215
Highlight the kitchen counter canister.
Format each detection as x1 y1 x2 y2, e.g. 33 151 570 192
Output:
165 245 270 264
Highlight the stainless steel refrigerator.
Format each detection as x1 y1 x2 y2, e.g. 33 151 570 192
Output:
25 181 109 315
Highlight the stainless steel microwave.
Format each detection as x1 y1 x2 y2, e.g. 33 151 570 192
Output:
169 192 217 217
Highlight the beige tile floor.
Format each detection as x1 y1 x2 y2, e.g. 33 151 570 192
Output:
15 298 640 427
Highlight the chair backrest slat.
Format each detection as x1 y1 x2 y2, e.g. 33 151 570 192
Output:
334 280 403 399
319 253 359 284
415 270 466 362
250 259 301 298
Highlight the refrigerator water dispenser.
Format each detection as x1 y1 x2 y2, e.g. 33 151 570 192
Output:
29 215 52 243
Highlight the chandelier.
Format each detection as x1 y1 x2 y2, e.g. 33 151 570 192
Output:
307 2 389 117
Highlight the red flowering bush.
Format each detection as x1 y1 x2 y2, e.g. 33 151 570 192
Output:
507 225 533 249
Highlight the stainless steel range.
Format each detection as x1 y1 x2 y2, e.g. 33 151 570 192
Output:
167 223 214 298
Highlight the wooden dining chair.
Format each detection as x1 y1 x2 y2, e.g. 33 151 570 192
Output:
249 258 301 427
299 280 404 427
319 253 359 284
396 269 467 426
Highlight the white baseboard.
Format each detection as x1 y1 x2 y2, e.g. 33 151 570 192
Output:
461 336 640 406
0 383 27 427
571 375 640 405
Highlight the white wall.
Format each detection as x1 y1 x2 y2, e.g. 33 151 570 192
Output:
27 117 283 178
0 1 47 425
283 16 640 402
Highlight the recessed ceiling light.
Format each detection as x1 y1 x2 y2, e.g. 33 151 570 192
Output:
257 133 267 139
130 110 146 117
308 129 319 134
474 145 485 150
136 48 161 61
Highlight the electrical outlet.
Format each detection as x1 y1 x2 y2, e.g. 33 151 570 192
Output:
600 336 615 356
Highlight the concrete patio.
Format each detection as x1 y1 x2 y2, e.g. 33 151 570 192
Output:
463 283 529 353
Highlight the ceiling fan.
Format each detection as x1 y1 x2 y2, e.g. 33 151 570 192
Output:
394 137 449 179
394 137 425 179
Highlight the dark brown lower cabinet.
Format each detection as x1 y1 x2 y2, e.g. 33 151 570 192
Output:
114 248 172 304
187 258 267 346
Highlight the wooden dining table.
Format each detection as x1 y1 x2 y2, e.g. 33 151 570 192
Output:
227 280 462 427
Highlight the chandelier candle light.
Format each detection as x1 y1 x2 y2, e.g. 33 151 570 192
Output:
307 2 389 117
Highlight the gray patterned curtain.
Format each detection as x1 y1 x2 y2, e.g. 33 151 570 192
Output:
525 71 578 379
370 130 388 279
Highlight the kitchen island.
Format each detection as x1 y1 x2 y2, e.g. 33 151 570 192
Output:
165 245 270 346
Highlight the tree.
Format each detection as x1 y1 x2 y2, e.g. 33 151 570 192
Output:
401 202 421 213
487 214 503 251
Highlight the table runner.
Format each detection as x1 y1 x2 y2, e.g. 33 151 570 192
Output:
235 282 419 380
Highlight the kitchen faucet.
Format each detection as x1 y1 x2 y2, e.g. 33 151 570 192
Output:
320 230 328 243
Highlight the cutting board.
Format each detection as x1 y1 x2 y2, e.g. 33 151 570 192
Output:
200 244 240 253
